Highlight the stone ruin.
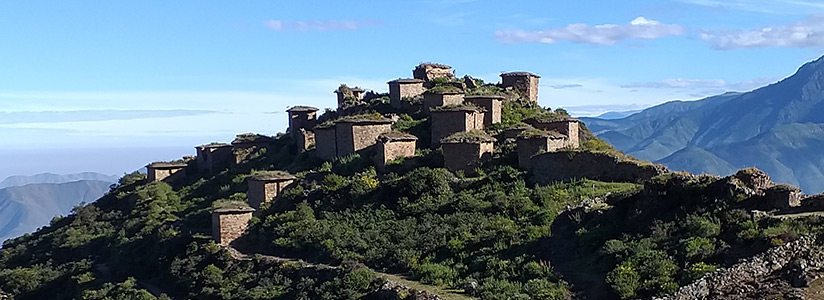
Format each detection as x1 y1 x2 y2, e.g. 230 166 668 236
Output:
146 161 189 182
525 118 580 148
464 95 503 127
423 90 465 112
388 78 426 108
232 133 277 165
765 184 803 210
413 63 454 83
441 131 495 175
374 132 418 169
500 72 540 102
733 167 773 194
429 105 486 148
334 85 365 107
313 115 394 160
287 106 319 150
211 205 255 246
247 171 296 210
195 143 233 174
516 130 568 170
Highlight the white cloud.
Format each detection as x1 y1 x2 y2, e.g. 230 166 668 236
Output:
494 17 685 45
700 15 824 49
550 84 583 89
265 20 380 32
621 77 778 91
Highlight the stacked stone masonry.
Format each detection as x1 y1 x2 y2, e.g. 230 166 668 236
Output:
529 151 667 184
500 72 540 102
195 143 233 174
388 79 426 108
413 63 454 82
430 108 485 148
146 162 188 182
525 119 580 148
442 140 494 175
465 95 503 127
423 92 465 112
516 134 568 170
212 208 254 246
247 174 295 209
374 133 418 168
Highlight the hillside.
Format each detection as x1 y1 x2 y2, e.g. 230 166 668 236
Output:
581 55 824 193
2 63 824 300
0 180 113 243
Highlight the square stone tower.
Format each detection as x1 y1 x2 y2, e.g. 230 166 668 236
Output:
525 118 580 148
335 118 394 157
146 161 189 182
413 63 454 82
287 106 319 134
334 85 365 107
430 105 485 148
423 90 465 112
232 133 277 165
314 125 338 161
465 95 503 127
247 171 296 209
516 130 568 170
500 72 540 102
441 132 495 176
195 143 233 174
374 132 418 168
388 78 426 108
211 206 255 246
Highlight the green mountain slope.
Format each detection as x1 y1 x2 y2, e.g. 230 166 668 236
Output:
0 180 112 242
581 56 824 193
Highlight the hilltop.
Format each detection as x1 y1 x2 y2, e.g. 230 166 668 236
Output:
2 63 824 300
582 55 824 193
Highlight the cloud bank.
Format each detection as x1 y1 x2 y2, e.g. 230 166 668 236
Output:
700 15 824 49
265 20 380 32
494 17 685 45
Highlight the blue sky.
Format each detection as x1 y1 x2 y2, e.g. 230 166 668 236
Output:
1 0 824 178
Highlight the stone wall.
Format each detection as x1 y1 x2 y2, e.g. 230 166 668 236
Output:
516 136 567 170
212 210 253 246
314 126 337 160
765 185 803 210
423 93 465 112
196 145 233 174
147 168 173 182
413 64 454 82
442 141 493 175
529 151 667 184
247 179 294 209
334 122 392 157
663 234 824 300
288 111 317 133
528 120 580 148
430 110 484 148
389 80 426 108
375 140 417 166
501 74 539 102
293 128 315 151
465 97 502 127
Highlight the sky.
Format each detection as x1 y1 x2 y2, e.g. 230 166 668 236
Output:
1 0 824 179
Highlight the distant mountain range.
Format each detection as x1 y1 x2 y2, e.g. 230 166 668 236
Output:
0 173 117 243
582 56 824 193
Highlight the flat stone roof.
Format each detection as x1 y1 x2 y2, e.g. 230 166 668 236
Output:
517 129 566 139
197 142 231 149
431 104 484 113
212 206 255 213
441 131 496 144
147 161 188 169
232 133 277 145
350 88 365 92
526 117 580 124
465 95 506 100
378 131 418 142
287 106 319 112
417 62 451 69
248 170 296 181
501 71 541 78
424 89 464 95
388 78 425 84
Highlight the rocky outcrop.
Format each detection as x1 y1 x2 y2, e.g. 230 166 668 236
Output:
663 234 824 300
374 280 444 300
529 151 667 184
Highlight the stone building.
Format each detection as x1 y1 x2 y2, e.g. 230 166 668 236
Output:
516 130 568 170
733 168 772 194
247 171 296 209
465 95 503 127
211 205 254 246
388 78 426 108
423 90 465 112
335 85 365 107
500 72 540 102
287 106 319 150
313 115 394 160
146 161 189 182
413 63 454 82
195 143 233 174
441 132 495 175
525 118 580 148
501 126 530 140
232 133 277 165
765 184 803 210
374 131 418 168
430 105 485 148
